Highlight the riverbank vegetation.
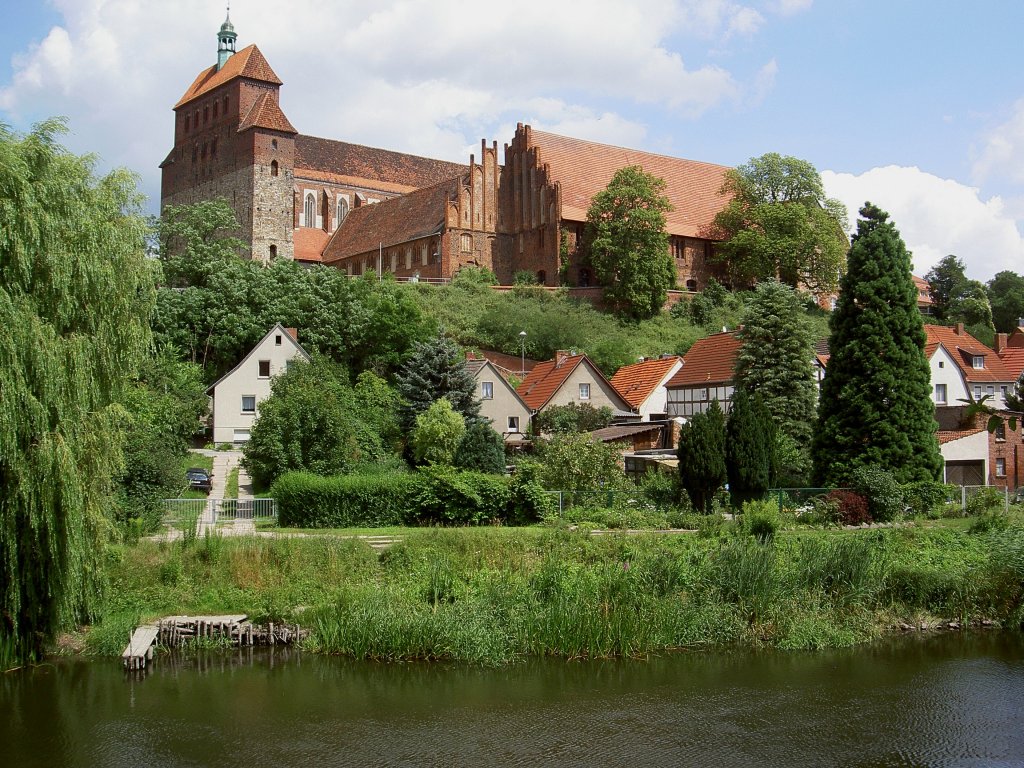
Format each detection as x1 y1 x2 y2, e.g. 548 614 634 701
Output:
83 516 1024 665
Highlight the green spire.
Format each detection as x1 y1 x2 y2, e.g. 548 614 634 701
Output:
216 6 237 71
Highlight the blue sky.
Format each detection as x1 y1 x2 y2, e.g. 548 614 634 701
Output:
2 0 1023 281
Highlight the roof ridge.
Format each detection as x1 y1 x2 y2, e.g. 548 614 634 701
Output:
529 127 732 171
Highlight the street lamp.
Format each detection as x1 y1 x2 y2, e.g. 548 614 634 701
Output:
519 330 527 376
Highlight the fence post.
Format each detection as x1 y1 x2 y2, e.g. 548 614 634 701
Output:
962 485 967 515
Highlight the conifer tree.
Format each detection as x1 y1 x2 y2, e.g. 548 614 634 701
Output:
726 390 777 506
678 400 727 514
454 421 507 473
0 120 154 663
396 332 481 433
734 280 817 479
813 204 942 485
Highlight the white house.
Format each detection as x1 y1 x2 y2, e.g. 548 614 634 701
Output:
609 356 683 421
466 358 532 443
207 324 310 443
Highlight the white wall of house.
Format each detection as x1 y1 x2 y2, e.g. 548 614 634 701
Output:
210 325 309 444
474 361 532 442
636 360 683 420
929 345 969 407
545 362 631 413
940 430 989 484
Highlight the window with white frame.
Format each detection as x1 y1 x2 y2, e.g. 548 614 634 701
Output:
934 383 947 404
996 458 1006 477
258 360 271 378
481 381 493 399
579 383 591 400
996 423 1007 441
304 193 316 228
241 395 256 413
973 355 985 369
507 416 520 433
974 385 983 398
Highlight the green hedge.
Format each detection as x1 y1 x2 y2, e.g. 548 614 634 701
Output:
274 472 419 528
273 468 549 528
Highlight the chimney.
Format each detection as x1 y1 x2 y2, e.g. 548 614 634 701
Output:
955 322 965 336
286 327 298 342
996 333 1008 353
555 350 569 367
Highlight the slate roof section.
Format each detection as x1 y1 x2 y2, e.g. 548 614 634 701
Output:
321 177 462 263
665 331 742 388
176 45 282 108
610 356 682 409
525 128 732 238
924 324 1014 384
237 91 297 134
295 135 467 191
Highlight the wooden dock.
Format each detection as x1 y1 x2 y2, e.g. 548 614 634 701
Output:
122 614 308 669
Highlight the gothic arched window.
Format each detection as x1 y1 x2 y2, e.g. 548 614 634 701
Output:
336 197 349 227
304 193 316 228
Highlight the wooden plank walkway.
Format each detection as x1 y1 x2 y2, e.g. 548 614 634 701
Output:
122 624 160 670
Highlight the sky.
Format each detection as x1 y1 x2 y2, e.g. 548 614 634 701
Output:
1 0 1023 282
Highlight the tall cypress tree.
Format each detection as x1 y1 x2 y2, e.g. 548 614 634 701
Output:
678 400 727 514
813 204 942 485
726 390 777 507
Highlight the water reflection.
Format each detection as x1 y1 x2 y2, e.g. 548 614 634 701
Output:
2 634 1022 767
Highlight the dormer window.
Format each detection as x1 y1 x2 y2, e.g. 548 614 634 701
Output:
972 355 984 369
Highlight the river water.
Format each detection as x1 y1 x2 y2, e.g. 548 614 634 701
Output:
2 633 1023 767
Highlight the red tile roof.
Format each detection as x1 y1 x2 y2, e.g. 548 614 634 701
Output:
912 275 934 307
293 227 330 263
924 325 1014 383
237 91 296 134
516 353 588 411
998 347 1024 384
665 331 742 388
937 427 986 445
525 127 732 238
468 350 539 380
610 356 682 409
295 135 466 191
321 176 461 263
175 45 282 109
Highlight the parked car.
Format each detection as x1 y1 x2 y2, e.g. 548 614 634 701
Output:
185 467 213 493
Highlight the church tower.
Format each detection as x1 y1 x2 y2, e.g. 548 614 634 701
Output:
160 16 298 262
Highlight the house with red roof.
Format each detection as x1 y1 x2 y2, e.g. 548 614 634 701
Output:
995 322 1024 396
610 356 683 421
924 324 1016 410
664 331 744 418
912 275 935 315
517 351 632 418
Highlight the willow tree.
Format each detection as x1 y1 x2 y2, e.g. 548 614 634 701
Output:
0 120 154 663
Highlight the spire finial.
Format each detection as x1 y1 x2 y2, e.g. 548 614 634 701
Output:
217 5 237 70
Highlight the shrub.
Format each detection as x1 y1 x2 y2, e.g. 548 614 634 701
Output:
966 486 1005 517
274 472 419 528
412 465 511 525
638 469 683 508
507 461 552 525
824 490 872 526
848 465 904 522
739 498 780 542
902 480 956 517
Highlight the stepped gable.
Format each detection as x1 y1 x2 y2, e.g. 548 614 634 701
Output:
526 128 732 238
175 44 282 108
322 177 462 263
924 324 1013 384
237 91 296 134
610 356 682 409
666 331 742 388
296 135 467 190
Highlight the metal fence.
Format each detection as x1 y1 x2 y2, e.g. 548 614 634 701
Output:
960 485 1010 514
161 498 278 528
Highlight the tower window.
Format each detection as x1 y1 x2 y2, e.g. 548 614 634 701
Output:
304 193 316 228
272 138 278 150
269 244 278 259
270 160 279 177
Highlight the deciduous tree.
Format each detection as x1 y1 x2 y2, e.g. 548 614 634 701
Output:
987 270 1024 333
0 120 154 663
586 165 675 319
712 153 848 296
412 398 467 465
813 204 942 485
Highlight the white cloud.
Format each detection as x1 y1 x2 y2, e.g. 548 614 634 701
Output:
0 0 803 212
823 165 1024 282
770 0 813 15
971 98 1024 185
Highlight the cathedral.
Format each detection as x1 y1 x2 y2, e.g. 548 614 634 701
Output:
161 15 732 289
